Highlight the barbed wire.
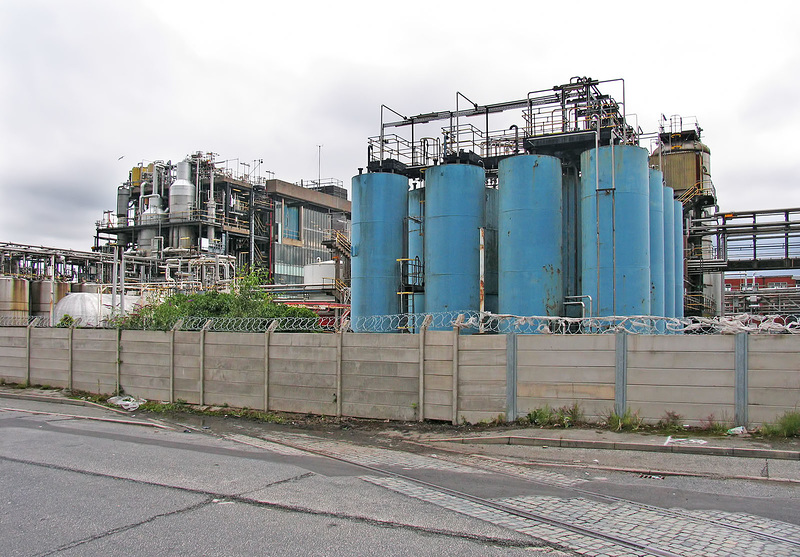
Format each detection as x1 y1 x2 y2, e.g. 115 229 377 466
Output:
2 311 798 334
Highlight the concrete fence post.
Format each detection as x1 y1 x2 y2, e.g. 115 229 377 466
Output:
169 319 183 404
115 328 122 396
614 331 628 416
264 320 279 412
451 314 464 425
418 315 433 422
25 320 34 386
199 320 212 406
506 333 518 422
336 319 349 418
68 323 75 391
735 332 749 427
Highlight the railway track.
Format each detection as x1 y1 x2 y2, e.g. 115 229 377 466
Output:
224 431 800 557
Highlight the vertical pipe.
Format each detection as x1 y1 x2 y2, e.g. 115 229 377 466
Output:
49 254 55 326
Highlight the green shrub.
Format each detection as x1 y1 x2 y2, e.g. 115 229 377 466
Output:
761 411 800 437
607 408 643 431
656 410 685 432
527 405 554 426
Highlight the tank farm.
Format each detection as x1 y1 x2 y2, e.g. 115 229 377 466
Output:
351 77 693 332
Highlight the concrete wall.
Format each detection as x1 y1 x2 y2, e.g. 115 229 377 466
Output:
627 335 736 426
1 327 798 426
517 335 615 421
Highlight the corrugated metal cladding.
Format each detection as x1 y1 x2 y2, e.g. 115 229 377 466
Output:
424 164 484 323
580 145 651 317
651 144 711 193
351 172 408 331
498 154 563 317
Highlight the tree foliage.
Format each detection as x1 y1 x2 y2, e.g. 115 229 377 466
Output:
117 270 317 330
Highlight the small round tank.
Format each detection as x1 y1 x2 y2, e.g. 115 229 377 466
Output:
0 277 29 319
424 164 485 319
580 145 651 317
70 283 101 294
498 154 563 317
29 280 70 319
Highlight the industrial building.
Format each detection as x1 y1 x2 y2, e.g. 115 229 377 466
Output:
93 152 351 301
350 76 799 330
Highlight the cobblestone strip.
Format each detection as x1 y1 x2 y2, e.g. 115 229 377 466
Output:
363 476 649 557
256 431 487 473
435 452 586 488
681 508 800 543
224 434 311 456
503 495 800 557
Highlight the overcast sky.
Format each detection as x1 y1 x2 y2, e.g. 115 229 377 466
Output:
1 0 798 251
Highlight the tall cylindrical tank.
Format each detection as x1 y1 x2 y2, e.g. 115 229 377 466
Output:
674 199 684 318
424 164 485 317
351 172 409 331
663 185 675 317
648 169 665 317
169 164 197 249
0 277 29 319
483 187 499 314
138 194 166 255
580 145 650 317
498 154 563 316
29 280 70 320
407 187 425 315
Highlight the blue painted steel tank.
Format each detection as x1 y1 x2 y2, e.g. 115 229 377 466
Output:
351 172 408 331
580 145 650 317
674 199 684 318
649 169 665 317
483 187 499 314
424 164 485 318
407 187 425 315
662 185 675 317
498 154 563 316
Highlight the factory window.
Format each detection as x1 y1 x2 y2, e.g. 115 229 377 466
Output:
284 205 300 240
768 282 787 289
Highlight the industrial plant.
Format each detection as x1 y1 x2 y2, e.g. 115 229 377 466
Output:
350 77 800 330
1 155 352 324
1 76 798 328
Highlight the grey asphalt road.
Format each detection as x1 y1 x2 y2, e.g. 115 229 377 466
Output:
4 396 800 557
0 402 559 557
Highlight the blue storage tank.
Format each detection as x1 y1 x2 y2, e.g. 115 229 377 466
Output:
663 184 675 318
674 199 684 318
580 145 651 317
649 169 665 317
407 187 425 315
483 187 499 314
424 164 485 318
351 172 409 331
498 154 563 316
